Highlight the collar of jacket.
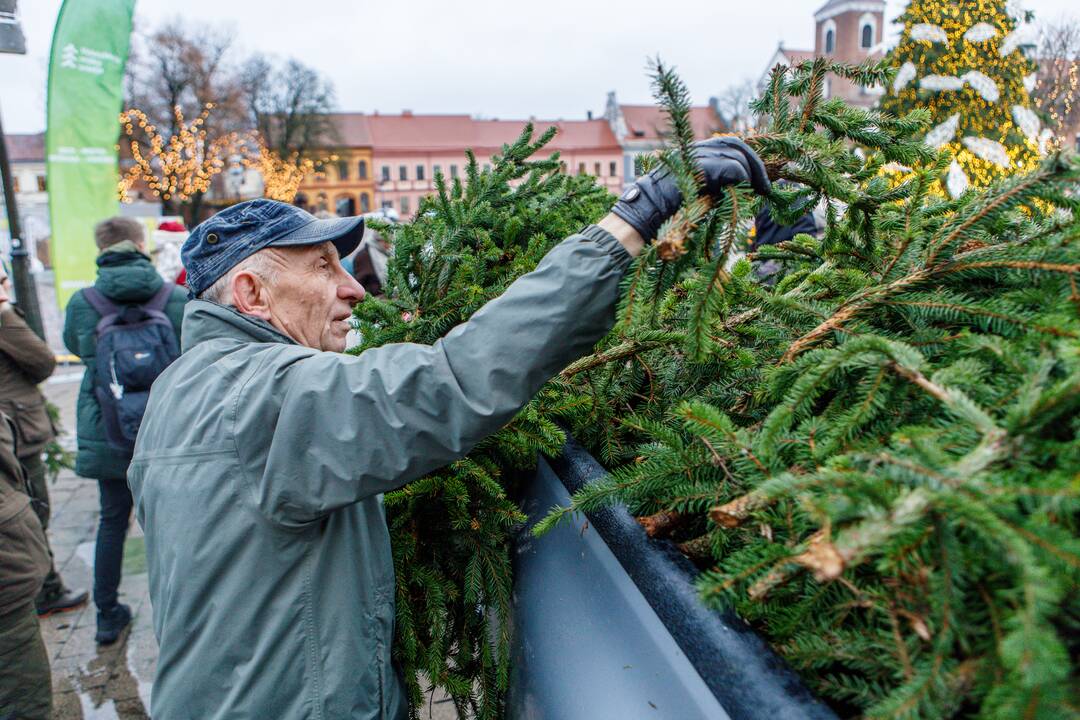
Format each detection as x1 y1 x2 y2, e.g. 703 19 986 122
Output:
180 299 298 353
94 247 163 303
98 240 148 259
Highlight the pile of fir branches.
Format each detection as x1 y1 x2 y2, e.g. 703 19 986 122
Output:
543 60 1080 718
355 58 1080 719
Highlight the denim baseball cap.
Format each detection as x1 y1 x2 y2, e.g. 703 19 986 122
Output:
181 199 365 299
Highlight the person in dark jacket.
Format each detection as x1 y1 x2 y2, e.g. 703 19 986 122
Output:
0 264 89 617
350 229 390 297
63 217 187 644
0 410 52 720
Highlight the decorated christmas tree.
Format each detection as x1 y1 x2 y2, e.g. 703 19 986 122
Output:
880 0 1048 196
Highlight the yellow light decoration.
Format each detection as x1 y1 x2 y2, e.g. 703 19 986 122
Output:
1034 59 1079 142
235 133 332 203
118 104 232 204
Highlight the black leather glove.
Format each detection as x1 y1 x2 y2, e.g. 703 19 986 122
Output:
611 136 771 241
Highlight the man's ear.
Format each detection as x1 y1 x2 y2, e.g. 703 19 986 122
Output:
231 271 272 320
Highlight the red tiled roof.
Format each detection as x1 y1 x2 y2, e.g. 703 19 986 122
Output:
328 113 372 146
364 113 474 151
3 133 44 163
619 105 725 142
328 114 619 153
473 119 620 151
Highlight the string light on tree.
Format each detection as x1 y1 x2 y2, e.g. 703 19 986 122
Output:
118 104 232 208
1033 56 1080 144
882 0 1044 196
236 133 315 202
235 133 339 203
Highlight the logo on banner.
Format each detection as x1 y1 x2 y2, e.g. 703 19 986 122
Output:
58 42 121 75
47 146 114 165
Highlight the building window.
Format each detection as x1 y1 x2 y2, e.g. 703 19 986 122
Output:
399 166 408 181
337 160 349 181
577 162 585 175
381 166 390 182
859 13 876 50
416 165 425 181
433 164 442 178
358 160 368 180
360 193 371 212
822 19 837 54
594 162 601 176
400 196 411 215
36 175 46 192
450 164 459 178
610 161 617 177
381 199 393 210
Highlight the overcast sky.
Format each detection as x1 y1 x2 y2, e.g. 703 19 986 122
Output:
2 0 1077 134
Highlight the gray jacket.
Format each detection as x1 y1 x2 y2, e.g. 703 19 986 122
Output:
128 226 630 719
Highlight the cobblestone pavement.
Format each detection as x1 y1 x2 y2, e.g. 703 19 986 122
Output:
40 367 459 719
41 370 154 720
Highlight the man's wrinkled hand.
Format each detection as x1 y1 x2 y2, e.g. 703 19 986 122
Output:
610 136 771 242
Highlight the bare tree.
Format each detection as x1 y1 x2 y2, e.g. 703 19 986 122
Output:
124 17 246 220
1034 17 1080 142
240 55 339 162
715 78 759 134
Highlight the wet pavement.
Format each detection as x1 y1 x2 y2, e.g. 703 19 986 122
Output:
41 370 154 720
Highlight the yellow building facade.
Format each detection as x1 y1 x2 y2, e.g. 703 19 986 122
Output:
295 146 376 217
295 115 375 216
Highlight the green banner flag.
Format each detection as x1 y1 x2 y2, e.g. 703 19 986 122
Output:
46 0 135 308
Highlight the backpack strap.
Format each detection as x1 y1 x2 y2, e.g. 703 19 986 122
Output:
143 282 175 314
81 287 121 319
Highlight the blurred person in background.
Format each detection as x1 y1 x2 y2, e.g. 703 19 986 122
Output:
351 228 391 297
0 409 52 720
63 218 187 645
0 262 88 618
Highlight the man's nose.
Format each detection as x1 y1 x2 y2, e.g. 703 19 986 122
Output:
340 273 366 305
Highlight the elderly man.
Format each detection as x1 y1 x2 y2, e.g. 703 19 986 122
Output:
129 137 770 719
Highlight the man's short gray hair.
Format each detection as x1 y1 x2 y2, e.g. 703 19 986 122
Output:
94 217 145 250
198 250 280 305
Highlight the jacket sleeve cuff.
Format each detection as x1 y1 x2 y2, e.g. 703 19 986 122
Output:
577 224 633 272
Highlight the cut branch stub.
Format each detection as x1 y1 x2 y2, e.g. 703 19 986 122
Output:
709 490 765 528
792 530 846 582
637 509 687 538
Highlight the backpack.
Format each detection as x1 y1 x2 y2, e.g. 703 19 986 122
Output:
81 284 180 453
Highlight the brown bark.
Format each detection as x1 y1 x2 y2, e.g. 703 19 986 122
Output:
636 509 687 538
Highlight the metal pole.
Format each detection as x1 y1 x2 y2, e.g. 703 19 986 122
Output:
0 100 45 339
